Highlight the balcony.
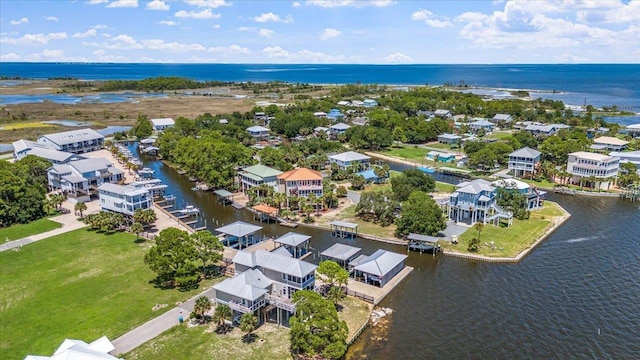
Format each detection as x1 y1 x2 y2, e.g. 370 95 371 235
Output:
295 184 323 191
228 299 265 314
265 293 296 312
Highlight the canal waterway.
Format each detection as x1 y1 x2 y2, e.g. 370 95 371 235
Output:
129 143 640 359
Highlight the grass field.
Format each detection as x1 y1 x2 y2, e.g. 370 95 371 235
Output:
317 205 398 238
0 218 62 242
440 201 566 257
382 145 427 162
0 228 220 359
0 121 55 130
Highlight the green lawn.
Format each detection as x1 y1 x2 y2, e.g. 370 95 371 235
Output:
339 296 371 342
519 178 558 189
0 228 221 359
435 181 456 193
485 131 514 140
424 142 457 151
440 201 565 258
316 205 397 239
0 218 62 242
126 323 291 360
382 145 427 162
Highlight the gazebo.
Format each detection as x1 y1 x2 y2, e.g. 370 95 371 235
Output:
320 243 362 269
329 220 358 239
407 233 441 256
215 221 263 249
273 232 311 258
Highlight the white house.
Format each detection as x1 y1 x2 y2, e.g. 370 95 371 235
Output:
12 139 84 164
437 133 462 145
350 249 407 287
610 150 640 168
238 164 283 193
328 151 371 171
469 119 495 133
592 136 629 152
150 118 175 132
98 183 153 216
329 122 351 136
567 151 620 190
246 126 270 140
37 128 104 154
434 109 452 118
492 114 513 124
24 336 121 360
508 147 542 178
47 158 124 201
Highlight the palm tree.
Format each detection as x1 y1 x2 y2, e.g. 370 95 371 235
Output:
307 193 319 216
239 312 258 342
474 222 484 243
279 209 293 221
212 304 232 333
130 222 144 241
273 192 287 214
192 296 212 324
326 285 345 309
74 202 87 218
49 194 65 211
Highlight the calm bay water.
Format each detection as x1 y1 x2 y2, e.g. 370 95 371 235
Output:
129 143 640 360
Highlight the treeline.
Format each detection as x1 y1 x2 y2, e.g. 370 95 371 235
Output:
0 156 51 227
97 77 233 92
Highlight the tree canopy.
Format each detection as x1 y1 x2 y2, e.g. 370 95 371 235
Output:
355 189 399 226
395 191 447 237
0 156 49 227
391 168 436 202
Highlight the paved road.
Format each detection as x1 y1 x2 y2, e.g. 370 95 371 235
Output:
110 287 217 355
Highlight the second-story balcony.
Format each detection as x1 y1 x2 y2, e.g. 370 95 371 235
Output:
265 293 296 313
228 299 265 314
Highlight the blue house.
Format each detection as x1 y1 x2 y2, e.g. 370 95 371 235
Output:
426 151 455 163
469 119 495 133
327 108 344 121
491 178 545 210
246 126 270 141
447 179 512 226
363 99 378 108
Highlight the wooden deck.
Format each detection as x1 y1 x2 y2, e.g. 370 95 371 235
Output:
345 266 414 305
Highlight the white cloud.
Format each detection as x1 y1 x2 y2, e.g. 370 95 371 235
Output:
319 28 342 40
88 0 108 4
258 28 274 38
213 24 221 29
103 34 143 49
1 32 68 45
147 0 169 10
175 9 221 19
305 0 394 8
238 26 252 32
44 16 59 22
10 17 29 25
141 39 207 52
383 52 413 63
73 29 98 38
24 49 65 61
262 46 290 59
158 20 179 26
412 9 453 28
0 52 21 61
292 2 301 7
106 0 138 8
253 12 294 24
208 44 251 55
261 46 343 62
183 0 232 8
91 49 128 62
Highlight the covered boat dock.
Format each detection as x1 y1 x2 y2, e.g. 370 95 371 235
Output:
273 232 311 258
252 204 278 223
215 221 263 250
407 233 442 256
329 220 359 239
213 189 234 205
320 243 362 269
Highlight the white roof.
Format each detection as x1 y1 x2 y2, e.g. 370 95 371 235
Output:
24 336 120 360
330 123 351 130
456 179 495 195
593 136 629 146
626 124 640 130
98 183 148 196
610 150 640 159
313 112 327 116
39 129 104 146
493 114 513 121
150 118 174 126
320 243 362 261
273 232 311 247
215 221 262 237
569 151 615 162
525 124 556 133
353 249 407 277
247 126 269 132
213 268 272 301
233 249 317 278
434 109 451 115
68 158 113 174
470 119 494 126
27 147 77 163
12 139 39 153
314 126 329 132
329 151 371 162
438 133 462 140
492 178 530 191
509 147 541 158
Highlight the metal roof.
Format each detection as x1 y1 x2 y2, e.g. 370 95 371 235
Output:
438 133 462 140
215 221 262 237
509 147 541 158
242 164 283 178
213 268 272 301
150 118 174 126
353 249 407 277
69 158 113 174
27 147 76 162
24 336 120 360
594 136 629 146
98 183 148 196
407 233 440 243
329 220 358 229
12 139 38 153
39 128 104 146
493 114 513 121
456 179 495 195
491 178 530 190
320 243 362 261
233 249 317 277
330 123 351 130
246 126 270 132
274 232 311 247
213 189 233 197
329 151 371 162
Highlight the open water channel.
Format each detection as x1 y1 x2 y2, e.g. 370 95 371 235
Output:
128 143 640 360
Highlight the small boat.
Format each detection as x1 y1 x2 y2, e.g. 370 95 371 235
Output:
178 205 200 215
138 167 155 175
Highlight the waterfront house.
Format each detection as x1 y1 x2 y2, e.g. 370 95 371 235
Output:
363 99 378 108
98 183 152 216
491 178 545 210
273 232 311 258
37 128 104 154
246 126 270 141
277 167 323 199
150 118 175 132
328 151 371 171
566 151 619 190
508 147 541 178
592 136 629 152
492 114 514 124
447 179 512 225
437 133 462 145
469 119 495 133
47 158 124 202
12 139 84 163
320 243 362 269
329 122 351 137
213 249 317 325
24 336 121 360
238 164 283 193
351 249 407 287
426 151 455 163
327 108 344 121
625 123 640 138
609 150 640 168
434 109 452 118
215 221 263 249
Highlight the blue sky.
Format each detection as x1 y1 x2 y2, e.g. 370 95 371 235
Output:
1 0 639 63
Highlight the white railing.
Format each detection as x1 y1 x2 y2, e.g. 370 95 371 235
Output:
265 294 296 312
228 299 264 314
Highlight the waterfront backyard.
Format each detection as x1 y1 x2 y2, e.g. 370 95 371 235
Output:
0 228 221 359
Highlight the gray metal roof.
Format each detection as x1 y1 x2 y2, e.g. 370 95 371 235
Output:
329 220 359 229
321 243 362 261
150 118 174 126
456 179 495 195
69 158 113 174
470 119 494 126
525 124 556 133
233 249 317 277
213 268 272 301
353 249 407 277
216 221 262 237
328 151 370 162
213 189 233 197
62 174 86 183
247 126 270 132
40 128 104 146
12 139 38 153
509 146 541 158
493 114 513 121
98 183 148 196
407 233 440 243
272 246 294 257
274 232 311 247
27 147 76 162
330 123 351 130
438 133 462 140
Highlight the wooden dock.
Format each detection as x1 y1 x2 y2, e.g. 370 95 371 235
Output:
231 203 245 209
279 221 298 228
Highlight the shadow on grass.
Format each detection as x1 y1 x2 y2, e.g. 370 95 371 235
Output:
242 333 258 343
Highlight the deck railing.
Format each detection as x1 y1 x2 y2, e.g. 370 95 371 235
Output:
265 294 296 312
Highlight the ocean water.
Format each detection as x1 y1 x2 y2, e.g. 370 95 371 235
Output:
1 63 639 110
